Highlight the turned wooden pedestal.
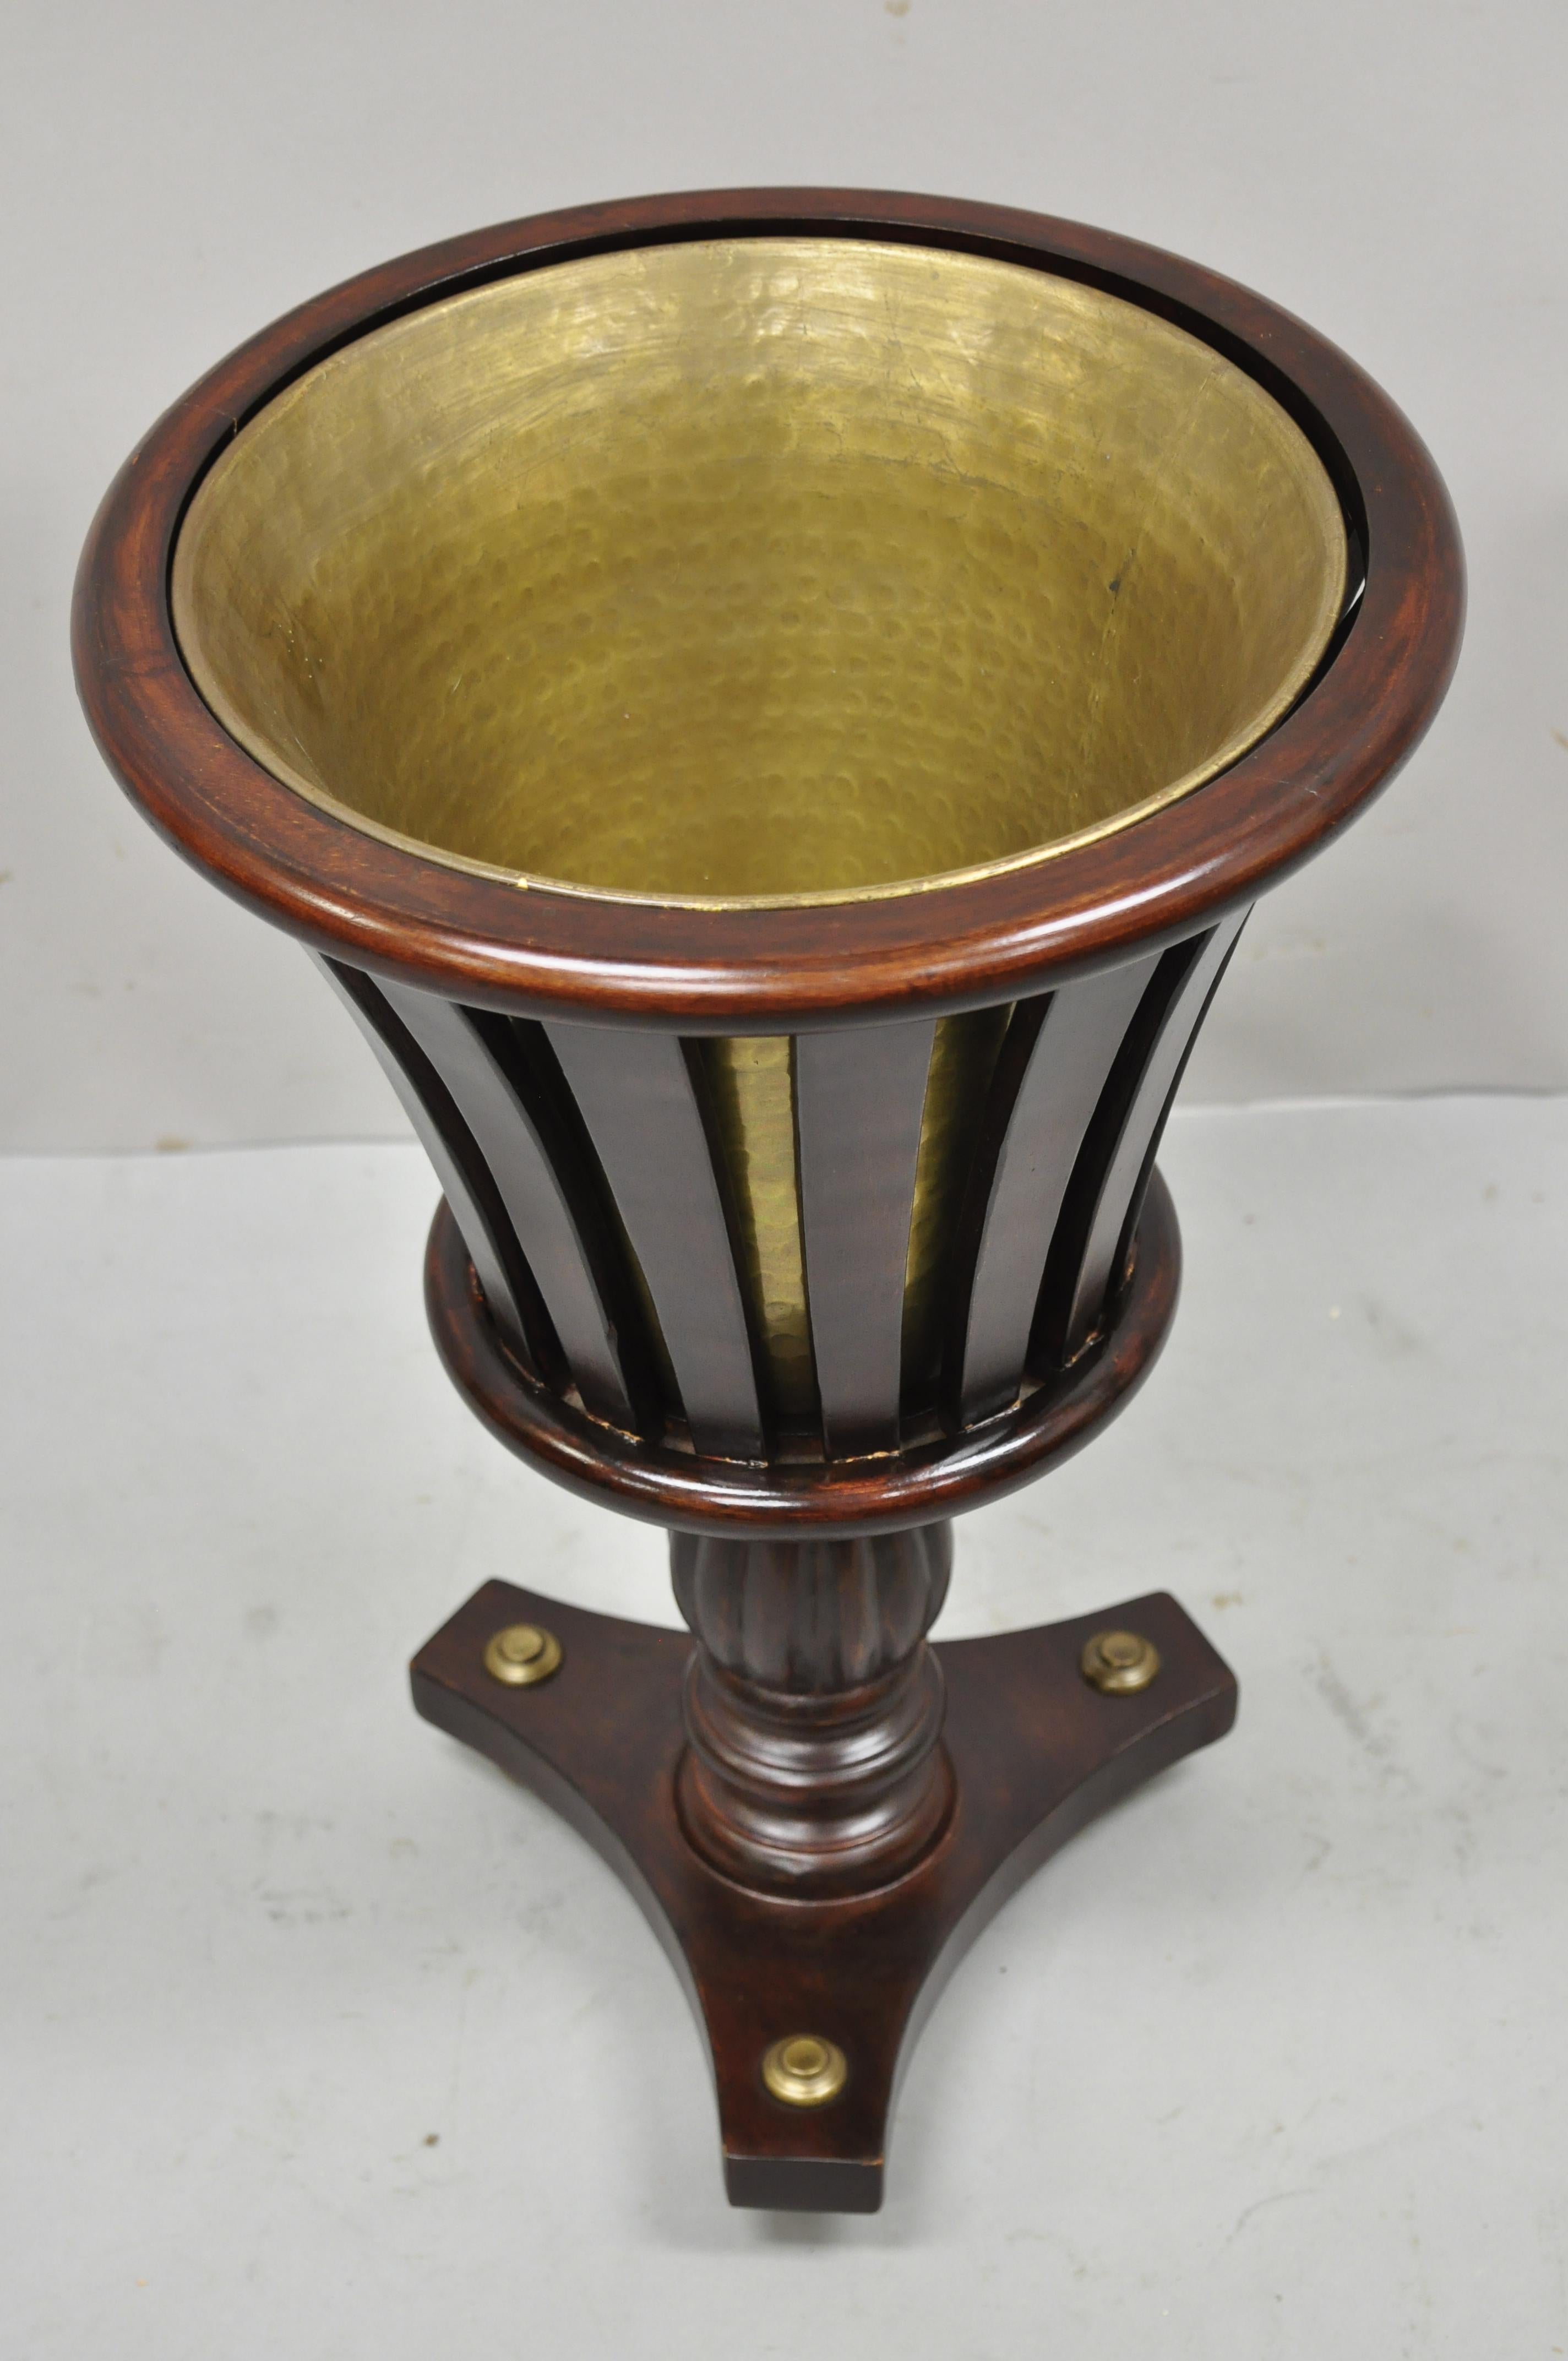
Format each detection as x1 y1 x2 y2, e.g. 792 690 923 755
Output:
671 1524 957 1899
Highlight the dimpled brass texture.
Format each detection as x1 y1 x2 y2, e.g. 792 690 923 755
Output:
172 236 1346 909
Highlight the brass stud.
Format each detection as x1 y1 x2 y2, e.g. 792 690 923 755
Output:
1081 1628 1161 1695
761 2034 848 2109
483 1622 562 1688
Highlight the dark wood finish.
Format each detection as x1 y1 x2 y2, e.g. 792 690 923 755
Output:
423 1166 1182 1536
1036 912 1246 1367
380 981 653 1432
69 194 1458 2217
672 1523 953 1895
74 189 1463 1034
319 958 552 1380
329 939 1214 1468
543 1020 765 1460
412 1576 1237 2210
794 1019 936 1457
945 955 1159 1426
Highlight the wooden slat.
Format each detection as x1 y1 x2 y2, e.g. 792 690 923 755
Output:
319 959 554 1381
795 1019 937 1459
379 982 654 1432
944 956 1159 1427
545 1021 765 1461
1037 911 1248 1367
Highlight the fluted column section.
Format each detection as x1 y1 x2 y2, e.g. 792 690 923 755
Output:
671 1523 954 1897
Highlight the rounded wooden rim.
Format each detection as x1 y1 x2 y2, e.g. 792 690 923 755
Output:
422 1171 1181 1536
73 187 1463 1028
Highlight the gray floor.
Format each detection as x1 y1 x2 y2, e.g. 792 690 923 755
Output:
4 1097 1563 2357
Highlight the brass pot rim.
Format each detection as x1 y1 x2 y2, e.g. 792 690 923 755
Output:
73 188 1462 1025
167 235 1348 915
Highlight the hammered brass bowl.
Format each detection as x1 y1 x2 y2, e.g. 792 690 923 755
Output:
172 237 1344 909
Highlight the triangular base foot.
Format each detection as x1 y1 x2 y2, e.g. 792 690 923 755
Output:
412 1581 1236 2212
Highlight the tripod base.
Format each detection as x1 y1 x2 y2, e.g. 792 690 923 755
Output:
412 1580 1236 2212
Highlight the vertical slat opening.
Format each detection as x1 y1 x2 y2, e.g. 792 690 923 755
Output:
1108 915 1247 1287
939 954 1162 1429
1029 914 1246 1373
544 1019 768 1462
938 989 1056 1427
795 1019 937 1460
320 959 564 1388
901 1005 1014 1411
678 1035 780 1452
692 1036 818 1436
486 1011 672 1434
1030 939 1203 1373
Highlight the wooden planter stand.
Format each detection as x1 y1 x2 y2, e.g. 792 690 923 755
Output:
74 189 1462 2211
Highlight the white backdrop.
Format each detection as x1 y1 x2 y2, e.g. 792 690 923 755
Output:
4 0 1562 1151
